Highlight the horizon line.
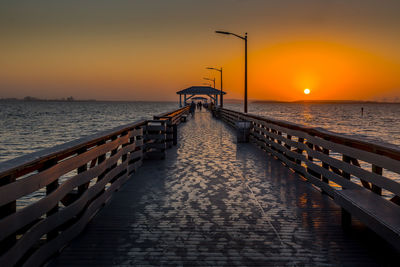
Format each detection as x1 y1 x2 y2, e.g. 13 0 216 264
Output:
1 97 400 104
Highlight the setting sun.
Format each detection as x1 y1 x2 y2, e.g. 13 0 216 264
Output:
304 88 311 95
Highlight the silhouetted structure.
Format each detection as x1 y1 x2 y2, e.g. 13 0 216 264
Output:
176 86 226 107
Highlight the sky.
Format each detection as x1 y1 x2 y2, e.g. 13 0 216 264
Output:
0 0 399 101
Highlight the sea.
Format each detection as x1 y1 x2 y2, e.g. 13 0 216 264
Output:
1 100 399 205
1 101 399 163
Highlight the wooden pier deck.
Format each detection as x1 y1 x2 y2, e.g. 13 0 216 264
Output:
49 110 398 266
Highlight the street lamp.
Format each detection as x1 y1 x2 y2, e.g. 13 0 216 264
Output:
215 30 248 113
206 67 223 108
203 77 215 88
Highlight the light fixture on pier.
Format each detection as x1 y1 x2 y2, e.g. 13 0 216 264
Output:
206 67 223 108
215 30 248 113
203 77 215 88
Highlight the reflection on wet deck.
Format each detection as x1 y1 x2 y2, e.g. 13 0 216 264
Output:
50 111 398 266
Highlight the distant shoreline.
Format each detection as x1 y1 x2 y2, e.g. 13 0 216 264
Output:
0 98 176 103
1 98 399 104
0 97 96 102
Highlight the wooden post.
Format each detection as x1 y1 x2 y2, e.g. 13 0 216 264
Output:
270 129 277 152
0 174 16 253
109 135 119 172
77 148 89 196
173 124 178 145
306 141 313 167
145 121 166 160
44 159 59 241
306 142 321 178
322 148 330 184
372 164 383 195
284 135 295 162
165 120 173 148
350 158 371 189
285 135 291 150
277 131 282 145
342 155 351 179
96 140 107 182
122 131 129 163
296 138 304 165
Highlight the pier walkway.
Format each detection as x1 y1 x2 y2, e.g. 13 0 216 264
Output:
50 111 398 266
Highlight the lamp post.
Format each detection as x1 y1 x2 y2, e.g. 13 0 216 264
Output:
203 77 215 88
203 78 217 105
215 30 247 113
207 67 223 108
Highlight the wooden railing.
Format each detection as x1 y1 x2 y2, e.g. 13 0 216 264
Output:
154 106 190 148
219 108 400 199
0 107 189 267
218 108 400 250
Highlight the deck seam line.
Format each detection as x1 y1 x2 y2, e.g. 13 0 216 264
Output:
242 177 299 266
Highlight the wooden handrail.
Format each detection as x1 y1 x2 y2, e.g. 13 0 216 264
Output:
154 106 190 119
218 107 400 201
0 106 188 267
219 108 400 161
218 108 400 251
0 120 147 181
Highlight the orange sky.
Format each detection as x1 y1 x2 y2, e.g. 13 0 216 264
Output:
0 0 399 101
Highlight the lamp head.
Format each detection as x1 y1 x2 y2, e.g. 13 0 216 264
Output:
215 30 231 35
206 67 222 72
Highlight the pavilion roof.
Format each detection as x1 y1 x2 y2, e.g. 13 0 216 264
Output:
176 86 226 95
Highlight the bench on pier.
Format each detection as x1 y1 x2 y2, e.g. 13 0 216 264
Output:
335 189 400 250
181 114 187 122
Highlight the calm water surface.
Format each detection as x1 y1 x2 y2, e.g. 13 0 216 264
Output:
1 101 399 204
226 102 400 147
1 101 399 163
0 101 177 162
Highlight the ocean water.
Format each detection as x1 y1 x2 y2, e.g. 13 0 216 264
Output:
225 102 400 147
1 101 399 204
1 101 399 163
0 101 177 162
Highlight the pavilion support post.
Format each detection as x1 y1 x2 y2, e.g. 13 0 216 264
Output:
220 68 223 108
184 94 187 106
179 94 182 107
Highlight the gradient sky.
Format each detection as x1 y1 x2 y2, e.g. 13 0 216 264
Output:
1 0 399 101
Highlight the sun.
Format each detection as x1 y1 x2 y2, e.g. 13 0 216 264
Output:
304 88 311 95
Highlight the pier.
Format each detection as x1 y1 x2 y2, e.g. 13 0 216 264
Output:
1 107 400 266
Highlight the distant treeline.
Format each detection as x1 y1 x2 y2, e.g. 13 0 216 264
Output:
0 96 96 102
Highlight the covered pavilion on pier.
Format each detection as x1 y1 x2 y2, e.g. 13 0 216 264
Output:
176 86 226 107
